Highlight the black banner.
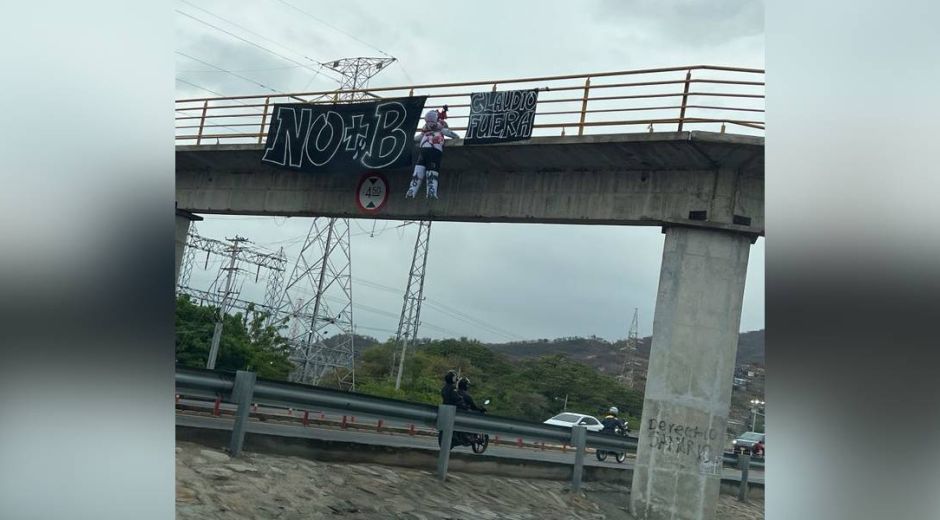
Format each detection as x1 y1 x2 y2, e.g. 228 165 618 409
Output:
465 89 538 144
261 96 427 172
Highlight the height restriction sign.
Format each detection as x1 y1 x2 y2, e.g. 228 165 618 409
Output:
356 172 389 213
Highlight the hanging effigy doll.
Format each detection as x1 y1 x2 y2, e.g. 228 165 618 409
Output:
406 105 460 199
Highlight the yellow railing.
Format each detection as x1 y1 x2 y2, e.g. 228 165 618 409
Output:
175 65 764 145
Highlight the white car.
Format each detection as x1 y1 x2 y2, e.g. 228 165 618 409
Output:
543 412 605 432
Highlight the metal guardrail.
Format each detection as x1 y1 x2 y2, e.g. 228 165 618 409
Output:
175 367 760 491
175 65 764 145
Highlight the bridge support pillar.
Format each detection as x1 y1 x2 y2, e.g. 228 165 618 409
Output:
630 226 753 520
175 208 201 287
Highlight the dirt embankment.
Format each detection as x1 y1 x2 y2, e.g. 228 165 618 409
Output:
176 441 763 520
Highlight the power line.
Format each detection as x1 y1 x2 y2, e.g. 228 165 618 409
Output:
177 0 338 89
176 51 282 93
350 279 521 341
271 0 396 59
178 64 305 74
420 302 522 342
425 298 524 340
175 77 226 97
175 9 340 86
350 275 524 341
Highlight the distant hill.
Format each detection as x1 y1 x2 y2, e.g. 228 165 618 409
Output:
734 330 765 366
486 329 764 372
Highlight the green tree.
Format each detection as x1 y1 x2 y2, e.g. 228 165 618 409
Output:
175 295 293 379
351 337 644 424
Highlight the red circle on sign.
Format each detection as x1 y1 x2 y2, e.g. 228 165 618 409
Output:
356 172 389 213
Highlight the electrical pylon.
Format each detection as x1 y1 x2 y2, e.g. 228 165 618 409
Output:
274 57 395 389
393 221 432 390
274 219 355 388
620 308 640 388
323 57 396 96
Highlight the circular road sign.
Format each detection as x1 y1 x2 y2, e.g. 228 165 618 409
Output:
356 172 389 213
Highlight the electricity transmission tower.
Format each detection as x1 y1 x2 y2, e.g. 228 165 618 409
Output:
323 57 396 96
620 308 640 389
273 57 395 390
274 219 355 388
393 221 432 390
176 231 287 369
178 232 286 318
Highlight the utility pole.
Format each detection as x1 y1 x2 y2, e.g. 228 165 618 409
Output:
394 220 432 390
206 236 247 369
749 399 765 431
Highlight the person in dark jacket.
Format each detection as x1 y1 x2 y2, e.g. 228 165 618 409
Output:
601 406 626 434
440 370 464 408
457 377 486 413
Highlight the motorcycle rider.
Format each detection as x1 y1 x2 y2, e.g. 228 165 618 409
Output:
440 370 464 408
601 406 626 434
457 377 486 413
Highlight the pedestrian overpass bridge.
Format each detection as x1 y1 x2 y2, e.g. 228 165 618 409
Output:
175 64 764 520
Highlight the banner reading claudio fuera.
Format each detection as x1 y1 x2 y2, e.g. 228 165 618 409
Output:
261 96 428 172
464 89 538 145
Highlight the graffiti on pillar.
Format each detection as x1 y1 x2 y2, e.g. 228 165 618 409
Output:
646 418 722 474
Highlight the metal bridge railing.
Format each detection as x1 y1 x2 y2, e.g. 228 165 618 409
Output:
175 367 762 494
175 65 765 145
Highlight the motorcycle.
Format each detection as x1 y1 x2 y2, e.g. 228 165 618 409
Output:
595 425 629 463
438 399 491 454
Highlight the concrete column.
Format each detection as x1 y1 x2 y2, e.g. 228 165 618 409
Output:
175 208 202 287
630 226 753 520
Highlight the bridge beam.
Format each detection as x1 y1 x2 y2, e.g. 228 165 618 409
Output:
175 133 764 236
630 225 753 520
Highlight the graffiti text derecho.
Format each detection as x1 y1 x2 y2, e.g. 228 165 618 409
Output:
647 419 722 474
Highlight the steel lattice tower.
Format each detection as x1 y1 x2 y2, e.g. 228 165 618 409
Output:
393 221 432 390
274 219 355 388
323 57 396 96
178 232 287 320
273 57 394 390
620 308 641 388
178 222 198 291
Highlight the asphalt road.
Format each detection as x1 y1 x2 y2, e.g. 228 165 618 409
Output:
176 410 764 483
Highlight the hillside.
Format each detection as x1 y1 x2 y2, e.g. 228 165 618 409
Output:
486 329 764 371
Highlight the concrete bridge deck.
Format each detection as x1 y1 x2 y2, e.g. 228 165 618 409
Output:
176 131 764 236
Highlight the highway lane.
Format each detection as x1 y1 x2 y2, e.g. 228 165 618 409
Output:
176 411 763 483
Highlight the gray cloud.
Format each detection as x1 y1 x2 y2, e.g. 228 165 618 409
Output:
597 0 764 47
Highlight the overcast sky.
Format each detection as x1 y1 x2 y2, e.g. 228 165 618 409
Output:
176 0 765 343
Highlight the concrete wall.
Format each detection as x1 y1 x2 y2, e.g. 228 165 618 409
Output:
176 132 763 235
630 227 752 520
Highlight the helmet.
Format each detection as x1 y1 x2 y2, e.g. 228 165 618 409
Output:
424 110 439 124
457 377 470 390
444 370 457 384
608 406 619 415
